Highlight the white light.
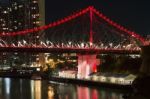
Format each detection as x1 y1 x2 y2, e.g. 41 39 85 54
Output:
90 42 93 46
132 34 135 37
36 68 40 71
81 43 84 48
33 1 38 3
2 24 5 26
36 36 39 38
32 7 36 9
18 5 23 8
3 28 7 30
3 11 8 14
0 19 3 21
9 8 12 12
5 78 11 94
32 15 36 18
14 7 18 10
36 21 40 24
14 26 18 29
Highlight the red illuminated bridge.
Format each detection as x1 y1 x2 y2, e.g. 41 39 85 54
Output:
0 6 146 54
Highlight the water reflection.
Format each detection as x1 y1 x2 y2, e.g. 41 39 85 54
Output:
31 80 41 99
48 86 54 99
0 78 126 99
5 78 10 95
54 84 124 99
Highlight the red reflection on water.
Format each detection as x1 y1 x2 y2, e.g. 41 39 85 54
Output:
91 89 98 99
77 86 99 99
77 86 90 99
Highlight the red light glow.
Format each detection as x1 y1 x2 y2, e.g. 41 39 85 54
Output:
0 6 145 45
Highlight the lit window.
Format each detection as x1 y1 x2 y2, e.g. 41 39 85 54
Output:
18 23 22 25
2 24 5 26
3 28 7 30
18 5 23 8
36 36 39 38
32 7 36 10
14 7 18 10
9 29 13 31
36 58 39 61
72 60 77 62
14 20 17 23
14 52 18 55
3 11 8 14
14 2 17 6
36 14 40 16
36 21 40 24
32 15 36 18
33 1 38 3
9 8 12 12
14 26 18 29
0 19 3 21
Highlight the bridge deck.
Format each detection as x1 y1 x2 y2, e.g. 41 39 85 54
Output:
0 47 140 54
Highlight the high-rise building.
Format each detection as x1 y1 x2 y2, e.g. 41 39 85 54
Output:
0 0 45 67
1 0 43 42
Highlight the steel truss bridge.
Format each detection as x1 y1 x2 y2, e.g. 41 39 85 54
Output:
0 6 146 54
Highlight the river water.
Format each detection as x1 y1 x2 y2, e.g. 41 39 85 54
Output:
0 78 128 99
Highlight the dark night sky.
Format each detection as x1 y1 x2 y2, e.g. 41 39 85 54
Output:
45 0 150 37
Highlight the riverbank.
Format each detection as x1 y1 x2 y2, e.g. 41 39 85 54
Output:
0 71 42 80
0 67 42 79
49 76 132 90
0 70 133 91
0 73 132 91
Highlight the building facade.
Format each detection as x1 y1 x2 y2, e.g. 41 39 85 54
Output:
0 0 45 67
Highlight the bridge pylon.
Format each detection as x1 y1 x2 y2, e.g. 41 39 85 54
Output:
77 54 100 79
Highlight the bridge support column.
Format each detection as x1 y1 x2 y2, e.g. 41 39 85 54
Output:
77 54 100 79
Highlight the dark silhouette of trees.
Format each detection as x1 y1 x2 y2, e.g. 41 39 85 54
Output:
99 54 142 74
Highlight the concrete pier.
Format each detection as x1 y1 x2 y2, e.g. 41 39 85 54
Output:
77 54 100 79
